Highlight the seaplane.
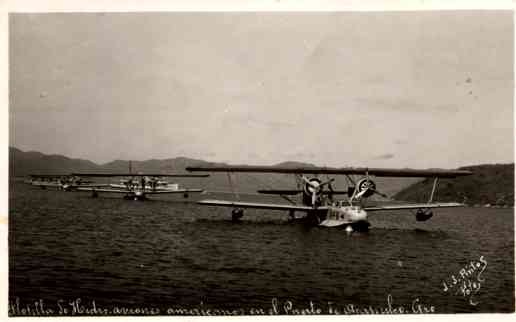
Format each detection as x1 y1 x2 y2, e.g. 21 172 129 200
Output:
26 174 110 191
109 178 182 191
71 172 210 201
186 165 472 232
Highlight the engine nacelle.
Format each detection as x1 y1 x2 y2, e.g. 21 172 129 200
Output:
302 177 322 207
356 178 377 198
303 177 321 194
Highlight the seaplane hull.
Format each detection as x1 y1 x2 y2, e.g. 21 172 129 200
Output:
317 206 368 229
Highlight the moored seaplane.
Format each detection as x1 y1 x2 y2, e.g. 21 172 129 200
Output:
186 165 472 231
71 172 210 201
26 174 110 191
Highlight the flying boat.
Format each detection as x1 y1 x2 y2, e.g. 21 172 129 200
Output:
71 172 210 201
26 174 110 191
186 165 472 231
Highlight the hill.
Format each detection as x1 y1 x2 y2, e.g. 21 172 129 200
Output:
394 164 514 207
9 147 100 176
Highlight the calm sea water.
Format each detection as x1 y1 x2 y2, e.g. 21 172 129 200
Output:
8 181 515 315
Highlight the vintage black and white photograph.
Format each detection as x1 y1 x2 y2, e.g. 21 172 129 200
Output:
7 6 515 317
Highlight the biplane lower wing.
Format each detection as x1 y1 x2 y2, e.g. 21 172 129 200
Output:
364 202 464 211
146 189 204 194
197 199 328 212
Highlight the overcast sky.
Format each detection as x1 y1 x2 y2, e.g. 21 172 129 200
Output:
9 11 514 168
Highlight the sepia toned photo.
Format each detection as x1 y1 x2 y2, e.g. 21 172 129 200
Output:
7 9 515 316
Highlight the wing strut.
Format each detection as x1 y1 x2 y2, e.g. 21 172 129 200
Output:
227 172 240 201
428 177 439 203
345 174 356 186
275 174 299 205
279 194 297 205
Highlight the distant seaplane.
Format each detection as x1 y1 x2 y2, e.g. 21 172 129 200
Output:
186 165 472 231
71 172 210 201
26 174 110 191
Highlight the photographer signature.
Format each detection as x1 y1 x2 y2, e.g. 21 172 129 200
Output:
442 255 487 306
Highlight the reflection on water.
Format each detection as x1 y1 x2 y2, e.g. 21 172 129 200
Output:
9 182 515 314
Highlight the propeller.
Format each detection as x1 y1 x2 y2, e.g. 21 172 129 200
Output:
302 176 335 207
352 178 389 201
302 176 334 190
311 189 317 208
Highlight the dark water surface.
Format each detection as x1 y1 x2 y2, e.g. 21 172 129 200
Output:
9 181 515 315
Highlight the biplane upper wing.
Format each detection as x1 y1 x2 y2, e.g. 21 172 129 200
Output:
364 202 464 211
197 199 328 212
186 166 471 178
72 173 209 177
